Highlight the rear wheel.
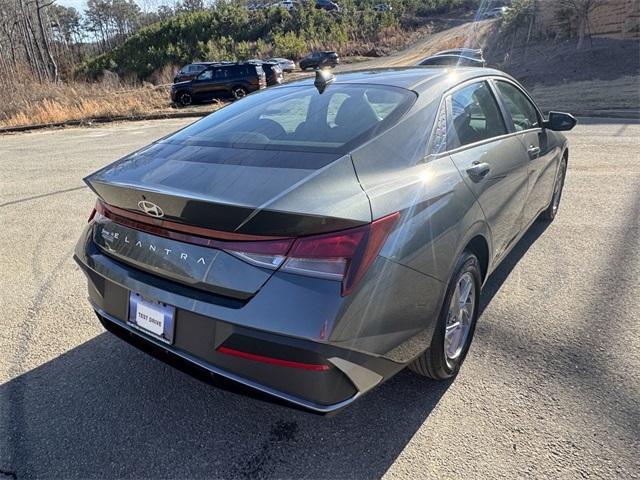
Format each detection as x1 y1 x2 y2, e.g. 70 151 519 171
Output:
409 251 481 380
232 87 247 99
176 91 192 107
540 157 567 221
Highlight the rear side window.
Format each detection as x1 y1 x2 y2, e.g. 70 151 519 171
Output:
494 80 540 131
197 69 214 80
213 68 228 79
448 81 506 149
166 84 416 153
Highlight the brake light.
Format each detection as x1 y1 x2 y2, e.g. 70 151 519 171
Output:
224 239 292 269
282 212 399 295
88 207 97 223
224 213 399 295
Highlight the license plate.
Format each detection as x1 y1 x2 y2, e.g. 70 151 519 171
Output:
128 293 175 344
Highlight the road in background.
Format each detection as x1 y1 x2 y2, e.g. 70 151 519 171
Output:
1 118 639 479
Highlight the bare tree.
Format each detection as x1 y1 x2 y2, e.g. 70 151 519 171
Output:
35 0 59 81
557 0 604 49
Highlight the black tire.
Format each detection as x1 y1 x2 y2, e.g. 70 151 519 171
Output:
232 87 248 99
409 251 482 380
176 91 192 107
540 156 567 221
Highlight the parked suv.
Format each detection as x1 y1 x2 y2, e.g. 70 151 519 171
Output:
299 51 339 70
315 0 340 11
171 63 266 106
248 60 284 86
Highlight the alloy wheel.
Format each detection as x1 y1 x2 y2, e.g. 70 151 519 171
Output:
444 272 476 366
233 88 247 99
179 92 192 106
551 162 566 215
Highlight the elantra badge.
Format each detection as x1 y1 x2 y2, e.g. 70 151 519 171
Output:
138 200 164 218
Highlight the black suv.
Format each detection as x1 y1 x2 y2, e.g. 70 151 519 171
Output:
299 51 339 70
171 63 266 106
316 0 340 11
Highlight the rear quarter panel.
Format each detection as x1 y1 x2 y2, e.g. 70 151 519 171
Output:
342 96 490 362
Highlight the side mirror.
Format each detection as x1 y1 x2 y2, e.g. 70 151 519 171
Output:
544 111 577 131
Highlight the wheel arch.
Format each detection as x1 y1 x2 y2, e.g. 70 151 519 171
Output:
465 235 490 283
456 221 493 284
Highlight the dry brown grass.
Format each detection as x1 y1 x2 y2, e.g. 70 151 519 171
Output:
1 74 175 128
528 76 640 114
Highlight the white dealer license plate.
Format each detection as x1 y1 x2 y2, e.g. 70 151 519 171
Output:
128 293 175 344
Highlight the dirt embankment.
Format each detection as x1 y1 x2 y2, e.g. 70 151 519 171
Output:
486 37 640 115
340 20 639 116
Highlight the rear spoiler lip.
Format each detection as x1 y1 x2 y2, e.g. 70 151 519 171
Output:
96 200 291 242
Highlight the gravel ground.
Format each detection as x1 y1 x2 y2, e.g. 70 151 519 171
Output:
0 118 639 479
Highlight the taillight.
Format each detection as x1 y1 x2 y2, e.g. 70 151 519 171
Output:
284 212 398 295
223 239 293 269
88 206 97 223
226 213 398 295
224 213 400 295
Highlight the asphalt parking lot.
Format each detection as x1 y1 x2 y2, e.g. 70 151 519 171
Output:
1 118 638 479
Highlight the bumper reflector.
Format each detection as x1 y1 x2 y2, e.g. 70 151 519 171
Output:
217 346 330 371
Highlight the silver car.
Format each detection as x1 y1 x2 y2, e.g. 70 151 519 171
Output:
268 57 296 73
75 67 576 413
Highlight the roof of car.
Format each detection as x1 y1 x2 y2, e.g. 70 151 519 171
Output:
282 66 510 93
436 48 483 57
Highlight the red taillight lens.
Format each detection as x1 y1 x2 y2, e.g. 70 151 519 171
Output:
88 206 97 223
282 212 400 295
223 239 293 269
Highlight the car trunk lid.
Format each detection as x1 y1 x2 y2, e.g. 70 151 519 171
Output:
85 142 371 299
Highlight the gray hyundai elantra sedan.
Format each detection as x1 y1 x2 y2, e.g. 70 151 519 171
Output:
75 67 576 413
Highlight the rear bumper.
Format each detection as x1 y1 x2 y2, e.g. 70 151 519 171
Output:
93 305 364 413
74 229 406 413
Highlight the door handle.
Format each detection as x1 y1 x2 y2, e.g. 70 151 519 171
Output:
527 145 541 159
466 161 491 181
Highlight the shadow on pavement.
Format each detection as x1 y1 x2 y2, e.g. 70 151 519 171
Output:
0 331 451 479
480 219 550 314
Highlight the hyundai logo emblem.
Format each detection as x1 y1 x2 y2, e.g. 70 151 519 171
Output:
138 200 164 218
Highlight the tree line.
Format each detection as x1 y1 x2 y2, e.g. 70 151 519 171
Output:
0 0 212 82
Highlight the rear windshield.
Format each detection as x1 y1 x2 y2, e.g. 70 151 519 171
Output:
165 84 416 153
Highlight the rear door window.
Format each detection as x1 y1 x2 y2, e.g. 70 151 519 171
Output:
448 81 507 149
213 68 227 79
197 69 214 81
